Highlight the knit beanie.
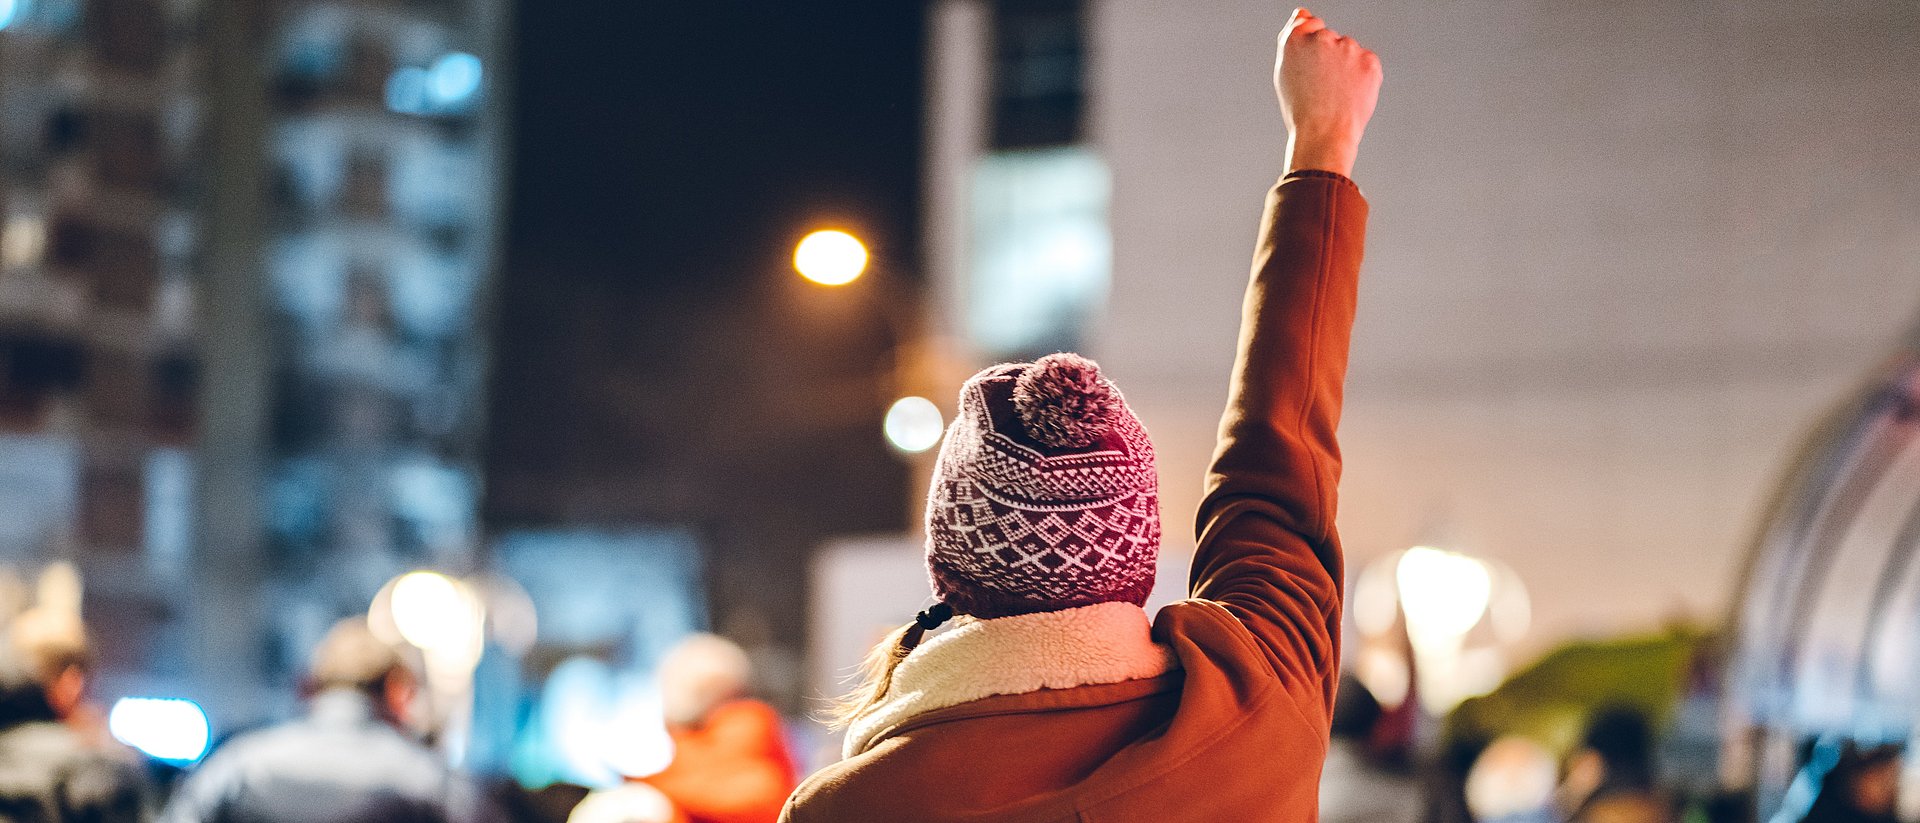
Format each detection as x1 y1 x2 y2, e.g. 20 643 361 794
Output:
924 353 1160 619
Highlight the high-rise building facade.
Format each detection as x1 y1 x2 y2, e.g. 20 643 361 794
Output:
0 0 507 732
0 0 205 693
255 0 506 684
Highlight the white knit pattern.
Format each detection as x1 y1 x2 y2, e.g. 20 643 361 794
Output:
925 366 1160 609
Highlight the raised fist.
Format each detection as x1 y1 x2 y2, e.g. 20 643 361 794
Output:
1274 8 1382 176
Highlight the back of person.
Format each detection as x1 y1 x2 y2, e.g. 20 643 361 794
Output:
183 692 453 823
0 609 146 823
780 10 1382 820
0 718 145 823
164 619 483 823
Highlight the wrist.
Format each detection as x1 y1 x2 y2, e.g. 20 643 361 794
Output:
1285 131 1360 177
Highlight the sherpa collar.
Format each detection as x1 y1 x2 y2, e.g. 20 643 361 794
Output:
844 601 1178 758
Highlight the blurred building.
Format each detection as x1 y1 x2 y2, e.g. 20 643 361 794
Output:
0 0 204 691
254 0 507 691
921 0 1920 657
0 0 509 732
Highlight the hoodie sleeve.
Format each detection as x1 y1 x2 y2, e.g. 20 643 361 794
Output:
1189 171 1368 710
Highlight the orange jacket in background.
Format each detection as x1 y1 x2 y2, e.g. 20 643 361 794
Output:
643 699 796 823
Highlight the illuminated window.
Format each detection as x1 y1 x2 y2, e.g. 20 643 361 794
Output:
966 146 1110 360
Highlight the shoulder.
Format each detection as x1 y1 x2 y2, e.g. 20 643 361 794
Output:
191 720 306 778
782 747 893 823
1155 599 1339 716
1153 599 1278 677
0 722 134 776
0 724 147 816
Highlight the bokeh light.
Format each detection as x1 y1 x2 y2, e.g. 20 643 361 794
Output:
1464 736 1558 821
1396 545 1492 649
108 697 210 763
388 571 485 667
472 573 539 656
0 0 23 31
793 230 868 286
385 67 432 115
428 52 484 107
883 396 943 453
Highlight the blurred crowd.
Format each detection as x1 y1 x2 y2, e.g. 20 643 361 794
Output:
0 600 798 823
1320 672 1903 823
0 604 1901 823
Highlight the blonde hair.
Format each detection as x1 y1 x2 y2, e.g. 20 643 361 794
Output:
827 603 953 729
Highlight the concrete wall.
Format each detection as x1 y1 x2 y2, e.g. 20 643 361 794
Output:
929 0 1920 647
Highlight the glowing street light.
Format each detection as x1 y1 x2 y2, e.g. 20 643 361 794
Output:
793 230 869 286
883 396 944 453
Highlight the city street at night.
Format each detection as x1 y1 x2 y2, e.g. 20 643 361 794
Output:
0 1 1916 821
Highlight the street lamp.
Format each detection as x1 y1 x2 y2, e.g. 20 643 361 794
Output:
793 229 869 286
789 226 958 525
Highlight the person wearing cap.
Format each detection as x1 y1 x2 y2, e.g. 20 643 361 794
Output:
780 8 1380 821
0 610 147 822
571 633 796 823
163 618 498 823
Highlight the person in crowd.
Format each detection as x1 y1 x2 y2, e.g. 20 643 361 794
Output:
779 8 1380 820
574 633 795 823
646 633 795 823
0 613 148 822
1799 743 1901 823
1321 676 1421 823
163 617 496 823
8 607 128 756
1561 707 1675 823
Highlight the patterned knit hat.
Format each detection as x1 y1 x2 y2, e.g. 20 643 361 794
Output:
924 353 1159 619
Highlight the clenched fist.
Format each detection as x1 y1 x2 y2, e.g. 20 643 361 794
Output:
1275 8 1381 177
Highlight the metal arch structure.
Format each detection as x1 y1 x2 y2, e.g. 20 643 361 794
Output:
1726 341 1920 820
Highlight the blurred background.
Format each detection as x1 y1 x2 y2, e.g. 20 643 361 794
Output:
0 0 1916 819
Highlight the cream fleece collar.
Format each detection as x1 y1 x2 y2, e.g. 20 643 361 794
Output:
844 601 1178 758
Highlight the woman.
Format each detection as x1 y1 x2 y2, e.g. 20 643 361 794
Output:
781 8 1381 821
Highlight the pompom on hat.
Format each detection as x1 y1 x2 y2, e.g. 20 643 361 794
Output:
924 353 1160 619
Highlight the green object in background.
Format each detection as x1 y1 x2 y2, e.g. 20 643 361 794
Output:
1446 627 1709 757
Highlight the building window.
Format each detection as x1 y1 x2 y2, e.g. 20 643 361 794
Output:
967 145 1110 360
989 0 1085 149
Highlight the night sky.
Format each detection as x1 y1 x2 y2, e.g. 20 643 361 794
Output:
485 0 927 642
507 1 926 297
